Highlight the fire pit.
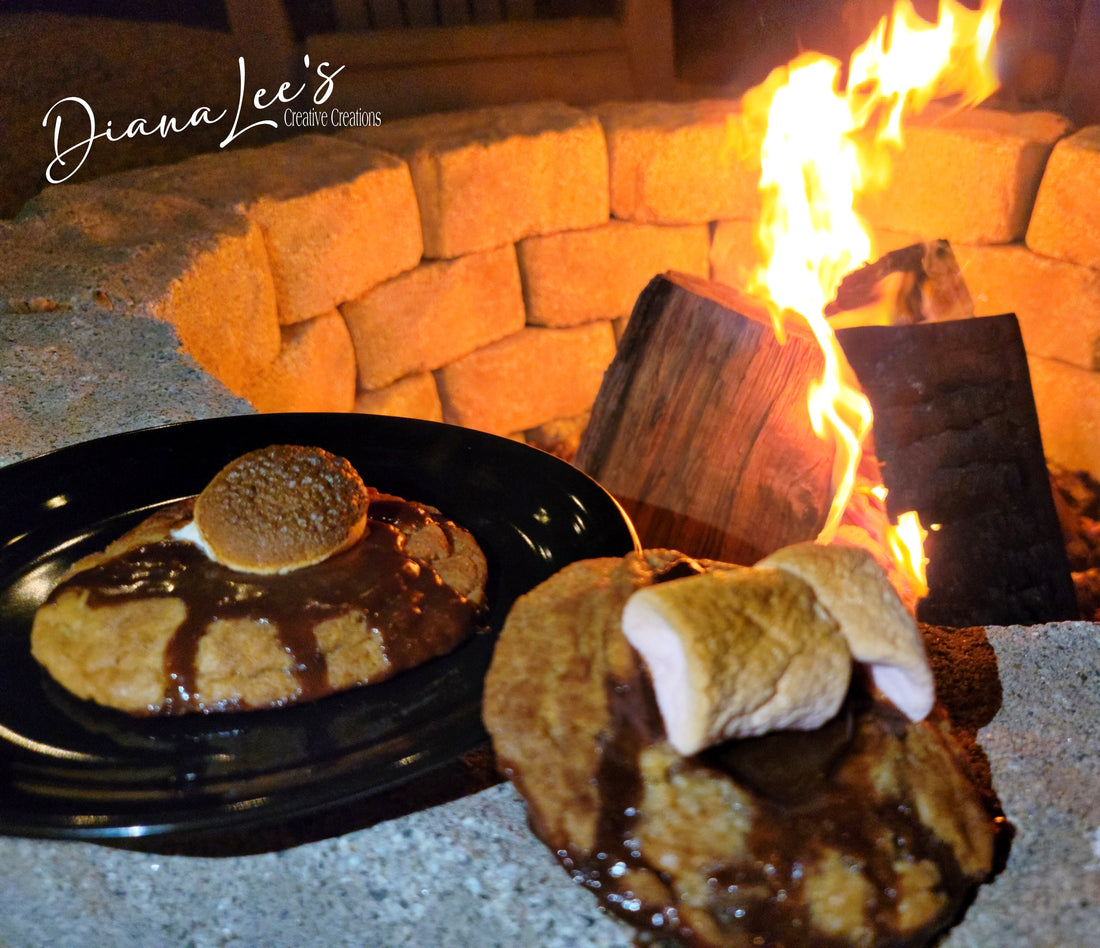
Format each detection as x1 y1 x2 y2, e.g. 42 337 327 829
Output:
2 72 1098 475
6 0 1095 620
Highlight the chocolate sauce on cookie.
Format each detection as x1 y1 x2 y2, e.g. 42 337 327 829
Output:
576 673 979 948
48 498 482 714
489 551 996 948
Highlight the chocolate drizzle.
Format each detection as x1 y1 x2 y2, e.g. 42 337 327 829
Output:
566 663 985 948
48 498 482 714
706 692 967 947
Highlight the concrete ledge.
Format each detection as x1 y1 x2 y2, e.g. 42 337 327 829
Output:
0 620 1093 948
0 310 252 465
0 189 281 396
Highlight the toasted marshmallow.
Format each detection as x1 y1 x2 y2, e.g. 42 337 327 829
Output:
183 445 370 574
621 567 852 756
757 541 935 721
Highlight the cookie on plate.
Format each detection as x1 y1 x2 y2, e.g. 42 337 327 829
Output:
31 445 488 716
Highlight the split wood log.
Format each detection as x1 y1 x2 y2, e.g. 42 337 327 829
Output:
574 271 835 565
836 313 1079 627
825 239 974 325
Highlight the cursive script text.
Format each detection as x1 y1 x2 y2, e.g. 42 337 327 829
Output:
42 55 346 184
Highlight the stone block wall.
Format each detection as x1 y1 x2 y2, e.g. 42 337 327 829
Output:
2 98 1098 475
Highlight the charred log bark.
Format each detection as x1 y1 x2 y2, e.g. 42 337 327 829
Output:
575 271 834 565
836 313 1078 626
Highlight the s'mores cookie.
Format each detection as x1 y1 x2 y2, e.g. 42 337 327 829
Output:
483 547 999 948
31 445 487 715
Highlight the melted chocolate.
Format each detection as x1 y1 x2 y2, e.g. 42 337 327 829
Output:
706 690 965 948
49 498 482 714
566 662 981 948
699 670 866 806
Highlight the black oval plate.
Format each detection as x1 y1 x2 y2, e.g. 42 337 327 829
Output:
0 413 638 841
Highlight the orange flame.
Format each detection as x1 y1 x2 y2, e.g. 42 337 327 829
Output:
740 0 1002 582
890 510 930 598
869 484 930 600
848 0 1002 144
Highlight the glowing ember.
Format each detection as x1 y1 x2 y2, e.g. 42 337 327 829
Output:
737 0 1002 589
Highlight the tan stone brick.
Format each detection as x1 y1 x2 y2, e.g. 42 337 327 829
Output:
342 245 525 390
518 221 710 326
870 228 927 254
0 187 281 396
354 372 443 422
953 243 1100 371
709 219 761 296
1026 125 1100 270
598 100 761 224
90 135 423 323
436 323 617 435
248 146 422 324
345 101 608 258
523 412 590 462
238 311 356 413
856 106 1072 245
1028 355 1100 477
162 225 282 397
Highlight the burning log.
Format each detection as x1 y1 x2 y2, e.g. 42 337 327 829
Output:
825 239 975 325
836 313 1079 626
575 271 834 565
578 265 1075 627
